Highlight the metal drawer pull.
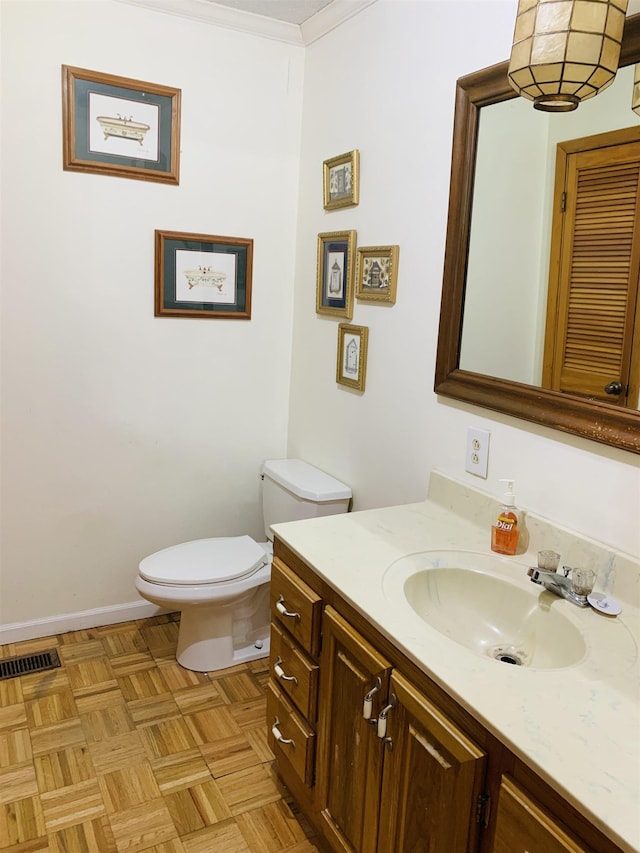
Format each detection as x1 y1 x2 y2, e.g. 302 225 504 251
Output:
363 676 382 720
274 657 298 685
377 694 396 739
271 717 295 747
276 595 300 620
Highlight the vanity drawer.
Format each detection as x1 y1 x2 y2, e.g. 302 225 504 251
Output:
270 557 322 658
266 681 316 788
269 621 319 722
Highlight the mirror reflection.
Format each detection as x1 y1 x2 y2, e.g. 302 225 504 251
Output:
435 13 640 454
460 64 640 409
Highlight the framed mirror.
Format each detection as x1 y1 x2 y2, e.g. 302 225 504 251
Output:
435 13 640 455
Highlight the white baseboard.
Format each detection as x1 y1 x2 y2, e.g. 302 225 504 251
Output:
0 600 170 646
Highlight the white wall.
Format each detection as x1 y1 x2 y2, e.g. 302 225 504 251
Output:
1 0 639 634
0 0 304 624
288 0 640 557
461 98 547 384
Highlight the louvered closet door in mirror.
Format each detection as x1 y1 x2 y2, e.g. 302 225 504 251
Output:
543 127 640 408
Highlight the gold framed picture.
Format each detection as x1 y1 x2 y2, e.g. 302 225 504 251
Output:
316 230 356 319
355 245 399 304
62 65 181 185
323 150 360 210
336 324 369 392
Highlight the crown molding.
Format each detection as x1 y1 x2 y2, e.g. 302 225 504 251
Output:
300 0 376 45
114 0 376 45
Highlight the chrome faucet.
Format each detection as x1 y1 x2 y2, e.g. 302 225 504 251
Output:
527 566 590 607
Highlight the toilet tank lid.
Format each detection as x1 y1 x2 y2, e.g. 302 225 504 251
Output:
139 535 268 585
262 459 351 502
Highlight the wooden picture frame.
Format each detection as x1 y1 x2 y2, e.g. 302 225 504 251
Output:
337 324 369 391
323 150 360 210
62 65 181 185
316 230 356 319
355 245 399 305
155 230 253 319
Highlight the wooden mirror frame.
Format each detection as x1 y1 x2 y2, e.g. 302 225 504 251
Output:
435 14 640 455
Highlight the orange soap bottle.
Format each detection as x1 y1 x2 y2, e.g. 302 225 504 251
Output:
491 479 520 556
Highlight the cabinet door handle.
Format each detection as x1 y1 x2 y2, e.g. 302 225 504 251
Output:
362 676 382 720
274 657 298 685
271 717 295 747
377 694 396 739
276 595 300 621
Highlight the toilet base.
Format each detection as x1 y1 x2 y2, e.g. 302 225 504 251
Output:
175 584 270 672
176 624 270 672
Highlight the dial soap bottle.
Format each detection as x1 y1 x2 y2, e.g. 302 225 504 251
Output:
491 479 520 556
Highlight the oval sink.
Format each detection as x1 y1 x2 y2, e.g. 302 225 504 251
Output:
382 551 587 669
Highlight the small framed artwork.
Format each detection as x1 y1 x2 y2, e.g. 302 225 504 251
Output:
337 324 369 392
355 245 400 305
316 230 356 319
62 65 181 184
155 230 253 319
323 150 360 210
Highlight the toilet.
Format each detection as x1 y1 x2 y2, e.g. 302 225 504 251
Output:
136 459 351 672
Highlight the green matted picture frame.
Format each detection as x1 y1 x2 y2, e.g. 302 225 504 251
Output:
155 230 253 319
62 65 181 185
323 149 360 210
316 230 356 319
337 324 369 392
355 245 400 304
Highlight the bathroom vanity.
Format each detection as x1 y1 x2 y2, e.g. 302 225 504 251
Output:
267 473 639 853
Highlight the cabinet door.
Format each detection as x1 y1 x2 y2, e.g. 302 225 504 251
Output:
377 671 487 853
493 776 591 853
316 606 392 853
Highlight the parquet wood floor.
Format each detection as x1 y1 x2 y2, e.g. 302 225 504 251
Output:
0 614 321 852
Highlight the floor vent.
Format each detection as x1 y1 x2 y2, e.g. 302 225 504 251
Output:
0 649 61 681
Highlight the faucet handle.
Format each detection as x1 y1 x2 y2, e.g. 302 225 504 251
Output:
538 550 561 571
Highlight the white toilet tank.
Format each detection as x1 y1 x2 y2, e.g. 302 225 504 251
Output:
262 459 351 541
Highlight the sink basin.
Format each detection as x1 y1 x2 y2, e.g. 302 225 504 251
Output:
382 551 587 669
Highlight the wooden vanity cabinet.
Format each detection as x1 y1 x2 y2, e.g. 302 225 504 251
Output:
269 539 626 853
316 606 487 853
266 556 322 811
377 670 487 853
315 606 392 853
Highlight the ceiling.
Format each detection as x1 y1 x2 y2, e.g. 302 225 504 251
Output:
203 0 335 24
183 0 640 24
115 0 374 45
209 0 640 22
117 0 640 47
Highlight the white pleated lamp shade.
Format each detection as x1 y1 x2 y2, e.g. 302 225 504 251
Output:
508 0 629 112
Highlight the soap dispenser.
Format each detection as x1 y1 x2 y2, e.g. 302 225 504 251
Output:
491 479 520 556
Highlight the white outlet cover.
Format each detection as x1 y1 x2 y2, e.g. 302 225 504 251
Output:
465 427 490 478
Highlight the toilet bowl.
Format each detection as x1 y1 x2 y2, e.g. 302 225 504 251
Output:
136 459 351 672
136 535 272 672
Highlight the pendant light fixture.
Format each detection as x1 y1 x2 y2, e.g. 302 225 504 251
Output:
508 0 629 112
633 63 640 115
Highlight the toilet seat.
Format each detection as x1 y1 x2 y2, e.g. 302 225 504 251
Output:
139 535 268 586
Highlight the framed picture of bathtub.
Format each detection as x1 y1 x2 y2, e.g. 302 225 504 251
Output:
323 150 359 210
62 65 181 185
154 230 253 319
336 324 368 392
316 230 356 319
355 245 400 305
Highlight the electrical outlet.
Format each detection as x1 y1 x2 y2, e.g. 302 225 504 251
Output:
465 427 490 478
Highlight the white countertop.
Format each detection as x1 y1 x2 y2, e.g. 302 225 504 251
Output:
272 472 640 853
